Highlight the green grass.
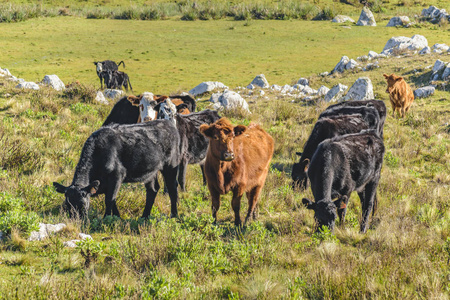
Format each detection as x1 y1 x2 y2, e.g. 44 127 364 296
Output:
0 16 450 299
1 17 449 94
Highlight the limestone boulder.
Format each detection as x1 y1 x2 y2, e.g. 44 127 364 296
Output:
431 43 450 53
414 86 435 98
342 77 374 101
103 89 124 99
250 74 269 89
317 85 330 97
0 68 12 77
331 56 350 74
419 46 431 55
442 64 450 81
95 91 109 104
332 15 355 23
421 5 449 22
189 81 228 96
386 16 410 27
42 75 65 91
345 59 359 70
16 82 40 90
297 77 309 86
210 90 250 113
28 223 66 242
356 7 376 26
381 35 428 55
324 83 348 102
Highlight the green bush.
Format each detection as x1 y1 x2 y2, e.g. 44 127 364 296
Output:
0 210 40 235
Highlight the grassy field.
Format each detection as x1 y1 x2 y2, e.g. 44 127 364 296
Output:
0 14 450 300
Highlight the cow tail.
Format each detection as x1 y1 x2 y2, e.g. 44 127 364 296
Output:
118 61 125 68
372 192 378 217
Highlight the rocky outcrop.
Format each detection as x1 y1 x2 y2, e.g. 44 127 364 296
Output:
42 75 65 91
431 43 449 53
324 83 348 102
331 56 350 74
297 78 309 86
386 16 410 27
95 91 109 104
317 85 330 97
414 86 435 98
421 5 450 23
103 89 124 99
356 7 376 26
381 35 428 56
419 46 431 55
189 81 228 96
28 223 66 241
250 74 269 89
342 77 374 101
16 82 40 90
210 90 250 112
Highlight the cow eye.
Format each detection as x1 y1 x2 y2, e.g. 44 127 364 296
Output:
213 136 219 140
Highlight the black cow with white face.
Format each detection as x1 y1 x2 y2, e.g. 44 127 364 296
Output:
94 60 125 89
104 70 132 92
302 130 385 233
292 114 370 191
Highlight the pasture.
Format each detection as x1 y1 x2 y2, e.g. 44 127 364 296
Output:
0 7 450 300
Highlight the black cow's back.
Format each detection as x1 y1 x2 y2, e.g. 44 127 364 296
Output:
102 96 139 126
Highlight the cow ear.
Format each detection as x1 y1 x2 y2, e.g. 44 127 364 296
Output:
234 125 247 136
296 152 302 156
87 180 100 195
395 76 403 82
200 124 214 138
93 62 98 66
128 95 140 106
53 182 68 194
302 198 316 210
303 158 310 172
383 73 388 79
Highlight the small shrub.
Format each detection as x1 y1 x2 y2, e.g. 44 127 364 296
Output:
0 210 40 235
384 151 399 168
77 238 105 268
0 134 43 174
63 83 97 103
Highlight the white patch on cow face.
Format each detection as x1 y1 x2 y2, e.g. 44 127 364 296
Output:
139 92 157 123
96 62 103 73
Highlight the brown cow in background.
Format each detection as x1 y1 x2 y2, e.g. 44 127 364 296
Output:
200 118 274 226
383 73 414 118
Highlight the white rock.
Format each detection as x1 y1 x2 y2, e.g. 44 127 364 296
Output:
78 233 92 240
209 92 221 103
386 16 410 27
419 46 431 55
42 75 65 91
331 56 350 74
247 84 255 90
63 240 80 248
16 82 40 90
0 68 12 77
250 74 269 89
270 84 281 91
317 85 330 96
381 35 428 55
442 64 450 80
342 77 374 101
189 81 228 97
103 89 124 99
356 7 376 26
363 61 380 71
431 44 450 52
432 60 447 73
28 223 67 242
297 78 309 86
324 83 348 102
345 59 359 70
332 15 355 23
301 85 317 95
211 90 250 113
368 51 378 59
320 72 329 77
414 86 435 98
259 90 265 96
421 5 449 22
95 91 109 104
281 84 295 94
357 55 369 62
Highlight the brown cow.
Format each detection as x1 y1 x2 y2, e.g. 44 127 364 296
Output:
383 73 414 118
200 118 274 226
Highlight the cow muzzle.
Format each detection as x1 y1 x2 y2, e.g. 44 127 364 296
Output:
222 152 235 161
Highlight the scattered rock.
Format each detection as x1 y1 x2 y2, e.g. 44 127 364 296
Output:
42 75 65 91
442 64 450 81
414 86 435 98
331 56 350 74
368 51 378 59
16 82 40 90
432 59 447 73
210 90 250 112
0 68 12 77
342 77 374 101
95 91 109 104
356 7 376 26
345 59 359 70
386 16 410 27
431 43 450 53
317 85 330 97
363 61 380 71
78 233 93 240
324 83 348 102
103 89 124 99
381 35 428 56
246 84 255 90
332 15 355 23
320 71 329 77
189 81 228 96
63 240 79 248
250 74 269 89
357 55 369 62
28 223 66 242
297 77 309 86
421 5 450 23
419 46 431 55
270 84 281 91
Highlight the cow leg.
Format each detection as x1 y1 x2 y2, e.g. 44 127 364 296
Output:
104 177 123 218
162 165 179 218
142 177 160 219
200 164 207 186
245 185 262 224
99 76 103 90
209 188 221 224
177 162 188 191
232 188 245 227
359 181 378 233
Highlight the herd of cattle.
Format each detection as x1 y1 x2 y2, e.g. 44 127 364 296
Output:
52 60 416 233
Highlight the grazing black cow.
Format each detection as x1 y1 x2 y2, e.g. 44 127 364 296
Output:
94 60 125 89
319 105 383 138
322 99 386 137
102 96 139 126
302 130 385 233
53 119 181 219
104 70 132 92
292 114 369 190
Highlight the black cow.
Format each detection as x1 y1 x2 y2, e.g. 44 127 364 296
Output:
102 96 139 126
155 94 196 113
104 70 132 92
94 60 125 89
322 99 386 137
302 130 385 233
53 119 181 219
292 114 369 190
